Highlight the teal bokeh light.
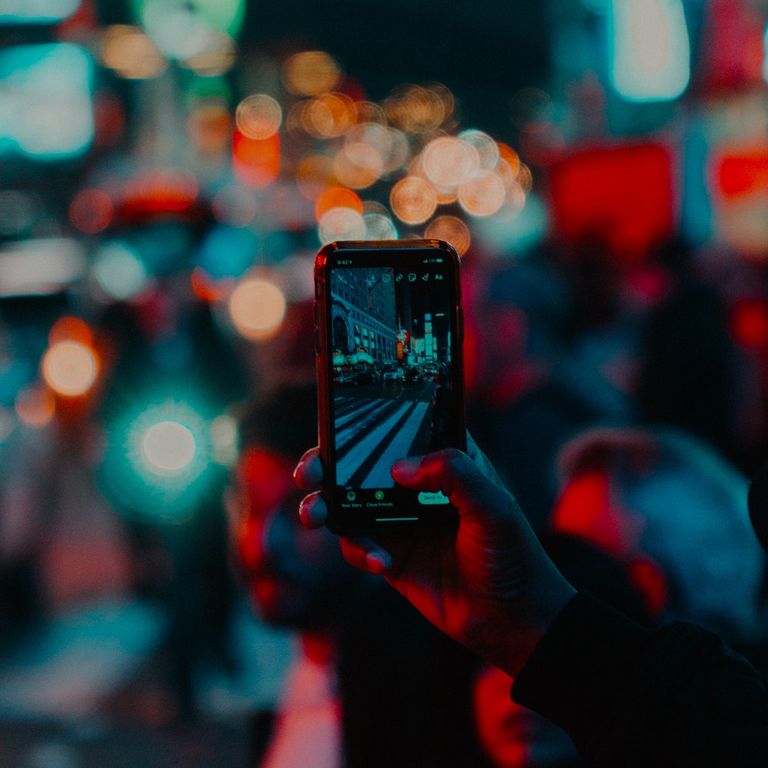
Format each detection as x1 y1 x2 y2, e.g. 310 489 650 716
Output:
0 43 94 159
608 0 690 103
0 0 81 24
100 397 223 523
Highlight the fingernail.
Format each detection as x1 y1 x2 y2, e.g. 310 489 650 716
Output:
365 550 391 574
298 497 310 524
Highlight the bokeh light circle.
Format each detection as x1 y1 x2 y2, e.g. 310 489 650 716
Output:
390 176 438 225
319 207 366 244
334 143 383 189
101 25 167 79
315 186 363 221
141 420 197 474
458 170 506 217
42 341 98 397
459 129 500 170
93 241 149 300
236 94 282 140
282 50 341 96
424 216 471 256
69 189 114 234
363 212 398 240
15 384 55 428
301 93 356 138
228 278 287 342
385 85 446 133
422 137 480 190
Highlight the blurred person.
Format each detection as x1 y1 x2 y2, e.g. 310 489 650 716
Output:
466 256 604 531
636 237 744 467
229 384 489 768
552 426 765 644
295 445 768 767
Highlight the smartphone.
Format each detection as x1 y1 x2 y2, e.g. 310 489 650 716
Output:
314 239 466 533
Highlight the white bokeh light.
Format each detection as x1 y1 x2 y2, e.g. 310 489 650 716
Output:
141 420 197 474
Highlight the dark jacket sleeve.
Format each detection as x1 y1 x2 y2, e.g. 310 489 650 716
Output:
511 592 768 768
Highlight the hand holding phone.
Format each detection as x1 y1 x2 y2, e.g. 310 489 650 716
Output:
314 240 466 532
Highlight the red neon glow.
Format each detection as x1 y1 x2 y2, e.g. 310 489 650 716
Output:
549 143 675 263
120 169 199 222
697 0 764 93
236 448 295 568
233 130 280 188
552 471 627 558
730 299 768 349
715 149 768 198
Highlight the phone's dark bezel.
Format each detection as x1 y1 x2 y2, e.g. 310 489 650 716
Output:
314 239 466 534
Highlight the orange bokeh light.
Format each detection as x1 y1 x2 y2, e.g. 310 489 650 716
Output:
315 186 363 221
497 143 521 178
319 207 366 243
390 176 438 225
236 94 282 140
458 170 506 217
282 51 341 96
49 316 93 347
228 278 287 342
422 136 480 191
42 340 99 397
384 85 446 133
424 215 471 256
233 130 280 188
301 93 356 138
100 24 167 80
16 385 55 428
517 163 534 193
333 143 383 189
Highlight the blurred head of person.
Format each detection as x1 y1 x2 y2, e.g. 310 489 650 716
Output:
473 534 653 768
551 426 765 642
227 384 355 633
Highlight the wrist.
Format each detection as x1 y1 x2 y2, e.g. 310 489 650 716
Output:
478 578 577 678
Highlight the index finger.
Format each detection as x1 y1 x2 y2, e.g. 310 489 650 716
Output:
293 447 324 491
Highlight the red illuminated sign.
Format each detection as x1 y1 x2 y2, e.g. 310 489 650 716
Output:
548 143 676 263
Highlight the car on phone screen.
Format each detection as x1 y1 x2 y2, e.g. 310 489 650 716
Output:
353 369 381 386
382 366 405 383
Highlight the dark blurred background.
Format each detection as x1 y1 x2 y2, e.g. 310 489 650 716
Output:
2 1 768 766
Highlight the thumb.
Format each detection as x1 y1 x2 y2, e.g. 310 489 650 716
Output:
392 449 515 525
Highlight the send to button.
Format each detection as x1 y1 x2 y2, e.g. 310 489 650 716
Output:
418 491 449 505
